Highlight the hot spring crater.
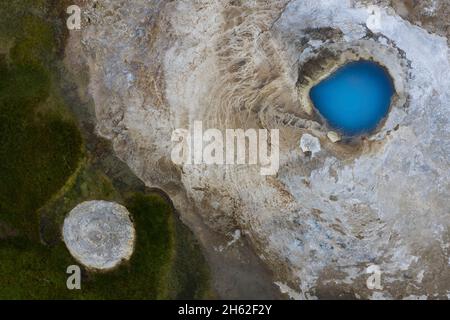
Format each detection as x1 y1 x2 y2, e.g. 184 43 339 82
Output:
309 60 395 136
68 0 450 300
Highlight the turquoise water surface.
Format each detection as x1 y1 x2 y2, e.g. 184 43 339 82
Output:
309 60 394 136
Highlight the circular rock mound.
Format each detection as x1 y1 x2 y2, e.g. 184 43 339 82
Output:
63 200 135 270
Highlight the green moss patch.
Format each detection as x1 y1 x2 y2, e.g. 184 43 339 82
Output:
0 58 82 238
0 193 208 300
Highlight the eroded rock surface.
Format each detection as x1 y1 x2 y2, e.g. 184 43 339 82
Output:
63 201 135 270
67 0 450 299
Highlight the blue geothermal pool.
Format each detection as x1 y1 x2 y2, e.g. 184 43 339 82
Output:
309 60 395 136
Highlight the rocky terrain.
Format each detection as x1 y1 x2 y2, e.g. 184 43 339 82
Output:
63 201 135 270
67 0 450 299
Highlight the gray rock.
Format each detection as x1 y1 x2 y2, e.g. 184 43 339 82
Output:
63 201 135 271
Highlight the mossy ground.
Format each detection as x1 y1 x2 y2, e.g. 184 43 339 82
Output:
0 0 210 299
0 0 83 240
0 193 196 299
